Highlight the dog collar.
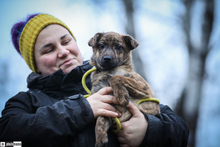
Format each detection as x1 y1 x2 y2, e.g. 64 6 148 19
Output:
81 67 160 134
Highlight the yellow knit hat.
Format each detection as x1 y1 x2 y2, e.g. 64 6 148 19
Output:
19 13 76 73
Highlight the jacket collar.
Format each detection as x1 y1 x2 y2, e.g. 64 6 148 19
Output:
27 61 92 99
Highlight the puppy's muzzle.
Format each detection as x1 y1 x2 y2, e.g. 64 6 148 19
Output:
103 56 112 63
100 56 117 71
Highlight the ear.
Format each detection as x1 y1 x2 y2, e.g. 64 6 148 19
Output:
88 33 104 47
123 35 139 50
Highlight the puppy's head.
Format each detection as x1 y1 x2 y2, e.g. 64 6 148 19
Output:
88 32 139 71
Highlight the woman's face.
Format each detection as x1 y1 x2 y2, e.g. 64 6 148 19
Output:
34 24 83 76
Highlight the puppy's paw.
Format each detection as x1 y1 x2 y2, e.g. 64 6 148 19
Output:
95 132 108 147
119 97 129 107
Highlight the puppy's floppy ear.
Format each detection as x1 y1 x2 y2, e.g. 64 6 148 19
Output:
123 35 139 50
88 33 104 47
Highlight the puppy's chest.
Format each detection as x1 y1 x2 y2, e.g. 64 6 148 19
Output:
91 68 133 86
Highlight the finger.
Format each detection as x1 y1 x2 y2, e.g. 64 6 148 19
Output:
97 87 113 95
102 103 122 117
100 103 118 112
127 101 139 116
101 95 119 104
97 108 120 118
119 122 133 135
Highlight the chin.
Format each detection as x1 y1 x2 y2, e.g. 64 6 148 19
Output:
63 65 78 74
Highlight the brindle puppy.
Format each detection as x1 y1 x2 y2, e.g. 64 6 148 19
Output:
88 32 160 147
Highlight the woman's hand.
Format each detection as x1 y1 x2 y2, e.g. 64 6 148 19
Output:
87 87 121 118
117 101 148 147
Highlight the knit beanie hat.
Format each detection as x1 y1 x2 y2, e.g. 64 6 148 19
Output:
19 13 76 73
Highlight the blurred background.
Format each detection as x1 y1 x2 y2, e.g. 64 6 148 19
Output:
0 0 219 146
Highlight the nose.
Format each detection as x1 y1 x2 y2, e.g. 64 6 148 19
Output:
58 46 69 58
103 56 112 63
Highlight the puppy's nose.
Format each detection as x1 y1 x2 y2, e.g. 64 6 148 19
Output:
103 56 112 63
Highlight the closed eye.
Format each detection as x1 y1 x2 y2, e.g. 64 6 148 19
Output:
62 39 70 45
40 43 54 54
61 34 72 45
44 47 54 54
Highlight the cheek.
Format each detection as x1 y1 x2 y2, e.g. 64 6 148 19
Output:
37 56 57 68
69 43 80 55
69 44 83 62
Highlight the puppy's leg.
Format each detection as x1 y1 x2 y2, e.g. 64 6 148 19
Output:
95 116 112 147
110 75 160 115
110 75 151 99
110 75 148 106
109 81 130 107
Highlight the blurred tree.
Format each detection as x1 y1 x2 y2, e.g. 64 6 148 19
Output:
0 60 9 114
122 0 147 80
175 0 214 146
90 0 147 80
0 61 9 95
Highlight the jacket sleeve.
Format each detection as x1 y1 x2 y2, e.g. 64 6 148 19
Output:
0 92 95 147
141 104 189 147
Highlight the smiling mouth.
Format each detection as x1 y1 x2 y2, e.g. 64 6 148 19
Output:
60 59 73 67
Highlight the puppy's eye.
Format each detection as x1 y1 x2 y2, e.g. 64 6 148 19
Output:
99 44 105 50
115 45 123 50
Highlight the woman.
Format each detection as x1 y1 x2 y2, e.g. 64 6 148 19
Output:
0 13 189 147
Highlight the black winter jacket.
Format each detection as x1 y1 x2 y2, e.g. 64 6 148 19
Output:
0 61 189 147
